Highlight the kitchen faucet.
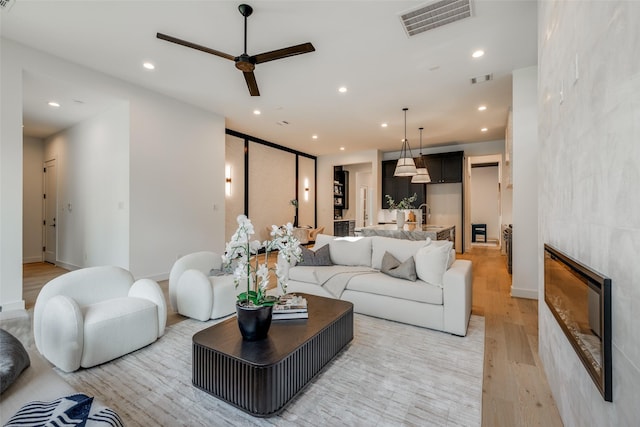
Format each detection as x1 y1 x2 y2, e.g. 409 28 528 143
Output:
418 203 430 224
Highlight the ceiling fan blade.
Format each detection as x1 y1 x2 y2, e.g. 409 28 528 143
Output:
253 42 315 64
156 32 235 61
243 71 260 96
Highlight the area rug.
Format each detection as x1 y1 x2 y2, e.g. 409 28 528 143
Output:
57 314 485 426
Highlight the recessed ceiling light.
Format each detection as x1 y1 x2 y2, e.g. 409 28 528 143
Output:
340 147 345 151
143 62 155 70
481 127 488 132
48 101 60 107
478 105 487 111
312 135 318 140
381 123 388 128
472 50 485 58
253 110 261 115
338 86 347 93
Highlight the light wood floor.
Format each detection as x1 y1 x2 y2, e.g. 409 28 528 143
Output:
23 246 562 426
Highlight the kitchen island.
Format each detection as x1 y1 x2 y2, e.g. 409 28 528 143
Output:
356 224 455 244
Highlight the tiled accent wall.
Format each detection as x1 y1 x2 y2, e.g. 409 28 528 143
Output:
538 1 640 425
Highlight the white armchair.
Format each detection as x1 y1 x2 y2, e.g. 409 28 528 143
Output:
168 251 240 321
33 266 166 372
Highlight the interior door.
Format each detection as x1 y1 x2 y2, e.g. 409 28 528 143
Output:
43 159 57 263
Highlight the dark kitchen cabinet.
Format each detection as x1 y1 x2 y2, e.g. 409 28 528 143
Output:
334 220 355 237
424 151 463 184
381 160 426 209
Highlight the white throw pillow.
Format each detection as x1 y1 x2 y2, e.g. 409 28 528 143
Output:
415 240 454 286
371 236 431 270
328 236 373 267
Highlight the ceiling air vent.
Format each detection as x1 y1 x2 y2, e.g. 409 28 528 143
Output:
470 73 493 84
400 0 473 37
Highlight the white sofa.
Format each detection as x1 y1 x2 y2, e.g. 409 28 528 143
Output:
169 251 240 321
34 266 167 372
286 234 473 336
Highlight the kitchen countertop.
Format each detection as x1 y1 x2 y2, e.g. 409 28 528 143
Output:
355 224 455 241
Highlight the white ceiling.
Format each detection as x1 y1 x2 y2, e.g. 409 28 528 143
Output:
2 0 538 156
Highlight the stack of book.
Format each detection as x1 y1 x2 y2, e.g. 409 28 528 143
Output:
272 294 308 320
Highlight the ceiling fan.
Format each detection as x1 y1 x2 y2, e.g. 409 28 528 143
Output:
157 3 315 96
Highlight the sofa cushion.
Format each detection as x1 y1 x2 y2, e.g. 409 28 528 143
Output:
289 265 375 286
288 266 321 284
346 273 443 305
313 234 335 250
298 245 333 266
380 251 417 281
371 236 431 270
415 240 454 286
0 329 31 394
327 236 373 267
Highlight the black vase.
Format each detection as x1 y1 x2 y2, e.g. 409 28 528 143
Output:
236 303 273 341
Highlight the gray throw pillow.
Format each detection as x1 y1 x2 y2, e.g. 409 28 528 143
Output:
0 328 31 394
6 393 124 426
298 244 333 266
380 251 417 281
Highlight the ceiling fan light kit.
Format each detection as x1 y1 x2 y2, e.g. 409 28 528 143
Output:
156 3 315 96
394 108 418 177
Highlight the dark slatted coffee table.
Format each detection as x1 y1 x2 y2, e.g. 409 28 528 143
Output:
192 293 353 417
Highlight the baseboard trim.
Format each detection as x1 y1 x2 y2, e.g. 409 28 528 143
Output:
0 300 26 313
23 256 44 263
510 286 538 300
55 261 81 272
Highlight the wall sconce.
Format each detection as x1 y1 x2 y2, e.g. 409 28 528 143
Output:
304 178 310 201
225 164 232 197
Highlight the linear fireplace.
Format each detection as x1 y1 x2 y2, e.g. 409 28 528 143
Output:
544 244 612 402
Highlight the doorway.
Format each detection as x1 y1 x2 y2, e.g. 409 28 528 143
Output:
43 159 57 263
358 185 369 227
469 162 500 247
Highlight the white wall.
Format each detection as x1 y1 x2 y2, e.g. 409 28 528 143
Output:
44 103 130 270
1 38 27 311
129 93 225 279
511 66 539 299
23 136 44 263
539 1 640 425
470 166 500 241
427 183 462 250
298 156 316 228
1 39 226 310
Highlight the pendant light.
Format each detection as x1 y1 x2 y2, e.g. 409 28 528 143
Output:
394 108 417 176
411 127 431 183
